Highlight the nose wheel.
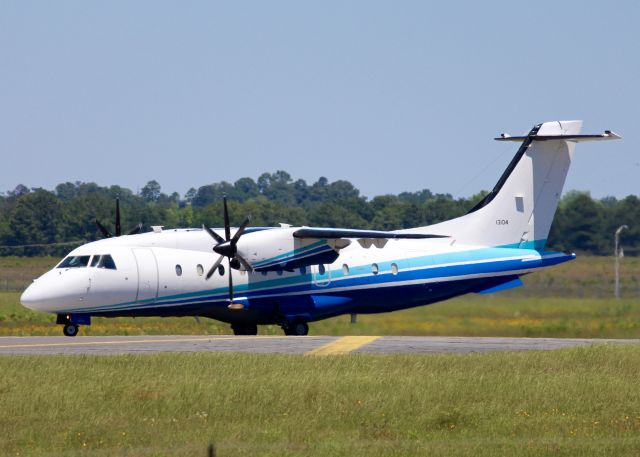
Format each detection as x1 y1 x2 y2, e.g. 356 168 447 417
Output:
63 323 79 337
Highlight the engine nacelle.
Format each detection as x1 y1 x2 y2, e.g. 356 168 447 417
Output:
237 228 348 271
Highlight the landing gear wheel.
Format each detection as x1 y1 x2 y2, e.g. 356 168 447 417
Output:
63 323 79 337
283 320 309 336
231 324 258 336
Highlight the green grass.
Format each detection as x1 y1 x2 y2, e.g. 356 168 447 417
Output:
2 346 640 456
0 256 59 292
1 255 639 337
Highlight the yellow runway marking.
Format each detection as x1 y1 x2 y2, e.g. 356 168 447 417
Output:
307 336 380 356
0 335 287 349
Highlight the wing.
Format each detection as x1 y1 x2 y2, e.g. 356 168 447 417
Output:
236 226 449 272
293 228 448 240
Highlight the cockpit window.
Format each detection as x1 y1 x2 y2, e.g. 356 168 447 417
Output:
57 255 91 268
89 254 117 270
97 254 117 270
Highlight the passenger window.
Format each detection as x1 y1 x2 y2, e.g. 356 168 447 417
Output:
318 264 326 275
391 263 399 275
57 255 91 268
342 264 350 275
371 263 379 275
98 255 117 270
175 265 183 276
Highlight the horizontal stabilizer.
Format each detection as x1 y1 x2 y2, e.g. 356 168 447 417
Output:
495 130 621 143
293 228 448 239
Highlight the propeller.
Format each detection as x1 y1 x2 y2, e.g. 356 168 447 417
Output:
95 198 143 238
203 196 252 310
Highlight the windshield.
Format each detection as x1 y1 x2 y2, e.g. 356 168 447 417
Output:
94 254 117 270
57 255 91 268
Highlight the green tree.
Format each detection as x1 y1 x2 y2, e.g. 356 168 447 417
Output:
0 171 637 257
140 180 162 202
553 193 606 254
7 189 67 255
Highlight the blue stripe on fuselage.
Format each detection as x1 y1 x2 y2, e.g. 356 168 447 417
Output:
64 244 573 315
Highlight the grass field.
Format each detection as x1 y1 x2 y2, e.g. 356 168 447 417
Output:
2 346 640 456
1 255 639 337
2 257 640 457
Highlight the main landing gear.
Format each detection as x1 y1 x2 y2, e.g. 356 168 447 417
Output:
231 324 258 336
229 320 309 336
282 320 309 336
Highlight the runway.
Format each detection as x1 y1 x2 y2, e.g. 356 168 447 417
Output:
0 335 638 356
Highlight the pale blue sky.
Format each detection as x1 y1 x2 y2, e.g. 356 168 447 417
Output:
1 1 638 199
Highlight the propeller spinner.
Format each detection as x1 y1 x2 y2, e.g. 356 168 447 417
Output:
203 196 252 310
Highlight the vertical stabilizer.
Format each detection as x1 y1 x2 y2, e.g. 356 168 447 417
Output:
405 121 620 249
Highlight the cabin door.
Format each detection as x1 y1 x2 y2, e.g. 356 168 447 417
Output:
133 248 159 303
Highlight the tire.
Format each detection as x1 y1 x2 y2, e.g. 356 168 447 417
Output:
283 320 309 336
63 324 79 337
231 324 258 336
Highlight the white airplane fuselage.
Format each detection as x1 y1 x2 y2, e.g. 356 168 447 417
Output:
21 228 573 322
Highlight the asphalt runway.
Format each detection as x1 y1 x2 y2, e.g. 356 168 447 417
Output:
0 335 638 356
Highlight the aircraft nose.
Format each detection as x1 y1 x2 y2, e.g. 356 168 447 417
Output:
20 281 46 311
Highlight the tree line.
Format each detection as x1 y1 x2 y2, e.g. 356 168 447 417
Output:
0 171 638 256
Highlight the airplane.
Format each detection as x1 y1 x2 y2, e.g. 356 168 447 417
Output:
20 120 620 337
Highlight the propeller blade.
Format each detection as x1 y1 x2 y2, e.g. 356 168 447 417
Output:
205 256 225 280
115 198 121 237
127 223 142 235
235 254 254 272
202 224 225 244
223 196 231 241
228 258 234 302
226 259 244 310
95 219 112 238
230 216 251 246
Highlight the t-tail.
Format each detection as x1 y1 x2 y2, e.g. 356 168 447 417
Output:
406 120 621 249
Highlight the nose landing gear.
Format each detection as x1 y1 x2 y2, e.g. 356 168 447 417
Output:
57 314 90 337
63 323 79 337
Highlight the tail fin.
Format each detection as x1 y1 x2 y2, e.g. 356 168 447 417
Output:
411 120 620 249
